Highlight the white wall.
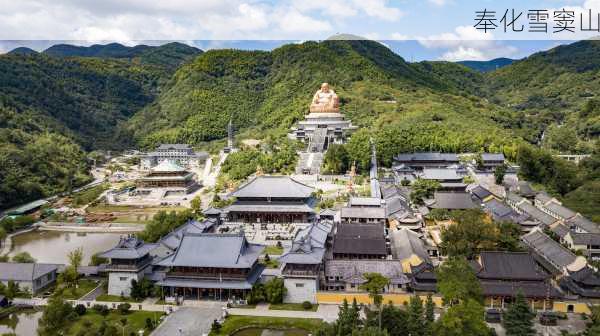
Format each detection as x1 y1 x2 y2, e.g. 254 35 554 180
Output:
284 277 317 303
108 272 142 297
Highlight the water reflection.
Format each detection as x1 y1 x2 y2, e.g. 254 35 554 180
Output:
0 309 42 335
9 230 123 264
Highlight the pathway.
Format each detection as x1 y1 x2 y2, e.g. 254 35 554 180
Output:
228 303 339 322
151 306 223 336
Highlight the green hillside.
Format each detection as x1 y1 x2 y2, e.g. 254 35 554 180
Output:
43 42 202 70
486 40 600 152
129 40 521 166
0 105 90 209
0 43 201 209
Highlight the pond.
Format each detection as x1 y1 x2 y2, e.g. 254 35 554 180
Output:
232 328 311 336
9 230 123 264
0 309 42 335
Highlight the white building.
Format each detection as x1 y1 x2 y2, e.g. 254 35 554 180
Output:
140 144 208 170
98 237 158 296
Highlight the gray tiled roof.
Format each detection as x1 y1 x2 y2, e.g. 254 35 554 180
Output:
567 215 600 234
0 263 59 282
394 152 459 163
159 219 217 250
340 207 386 219
569 232 600 246
481 153 505 162
224 203 315 213
475 251 548 281
429 192 477 210
421 168 460 181
535 192 554 204
326 259 409 285
389 228 430 263
279 221 333 265
471 185 492 200
99 237 159 259
333 224 387 256
230 175 314 199
480 281 562 299
157 232 264 268
157 264 264 290
349 197 382 207
518 202 557 226
522 229 577 269
550 224 570 239
544 202 577 219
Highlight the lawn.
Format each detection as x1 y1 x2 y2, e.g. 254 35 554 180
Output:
263 245 283 255
60 279 100 300
269 303 319 312
211 315 323 336
65 310 163 336
95 294 142 303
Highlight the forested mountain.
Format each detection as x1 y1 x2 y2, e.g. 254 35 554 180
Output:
458 57 514 72
1 38 600 212
7 47 38 56
43 42 202 69
128 39 521 167
0 42 201 209
486 40 600 153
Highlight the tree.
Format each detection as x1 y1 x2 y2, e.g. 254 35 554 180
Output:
407 296 425 336
496 221 522 252
336 298 361 336
130 278 154 300
12 251 36 263
440 210 496 259
246 283 266 305
346 129 372 172
424 295 436 336
89 253 108 266
190 196 203 215
494 164 507 185
503 292 535 336
59 265 79 289
434 299 491 336
378 304 409 336
38 295 76 336
68 247 83 273
117 303 131 314
323 144 350 174
264 277 287 304
360 273 390 331
436 257 482 305
410 179 441 205
5 281 19 300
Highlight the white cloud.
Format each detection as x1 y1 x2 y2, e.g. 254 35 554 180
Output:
390 32 409 40
428 0 450 6
0 0 407 40
351 0 403 21
417 25 517 61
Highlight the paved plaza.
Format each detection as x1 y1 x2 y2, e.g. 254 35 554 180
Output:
152 305 223 336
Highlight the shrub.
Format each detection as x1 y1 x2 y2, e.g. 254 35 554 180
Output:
92 304 109 316
74 304 87 316
302 301 313 310
118 303 131 314
145 317 155 331
211 319 221 333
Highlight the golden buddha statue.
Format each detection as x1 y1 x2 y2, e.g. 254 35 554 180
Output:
309 82 339 113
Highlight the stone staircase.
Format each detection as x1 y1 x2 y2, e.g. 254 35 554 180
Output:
308 127 328 152
295 152 323 175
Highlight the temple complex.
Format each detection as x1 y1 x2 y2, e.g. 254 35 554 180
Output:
222 175 317 224
290 83 357 174
136 160 199 195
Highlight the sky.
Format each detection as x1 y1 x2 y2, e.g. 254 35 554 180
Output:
1 0 599 61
